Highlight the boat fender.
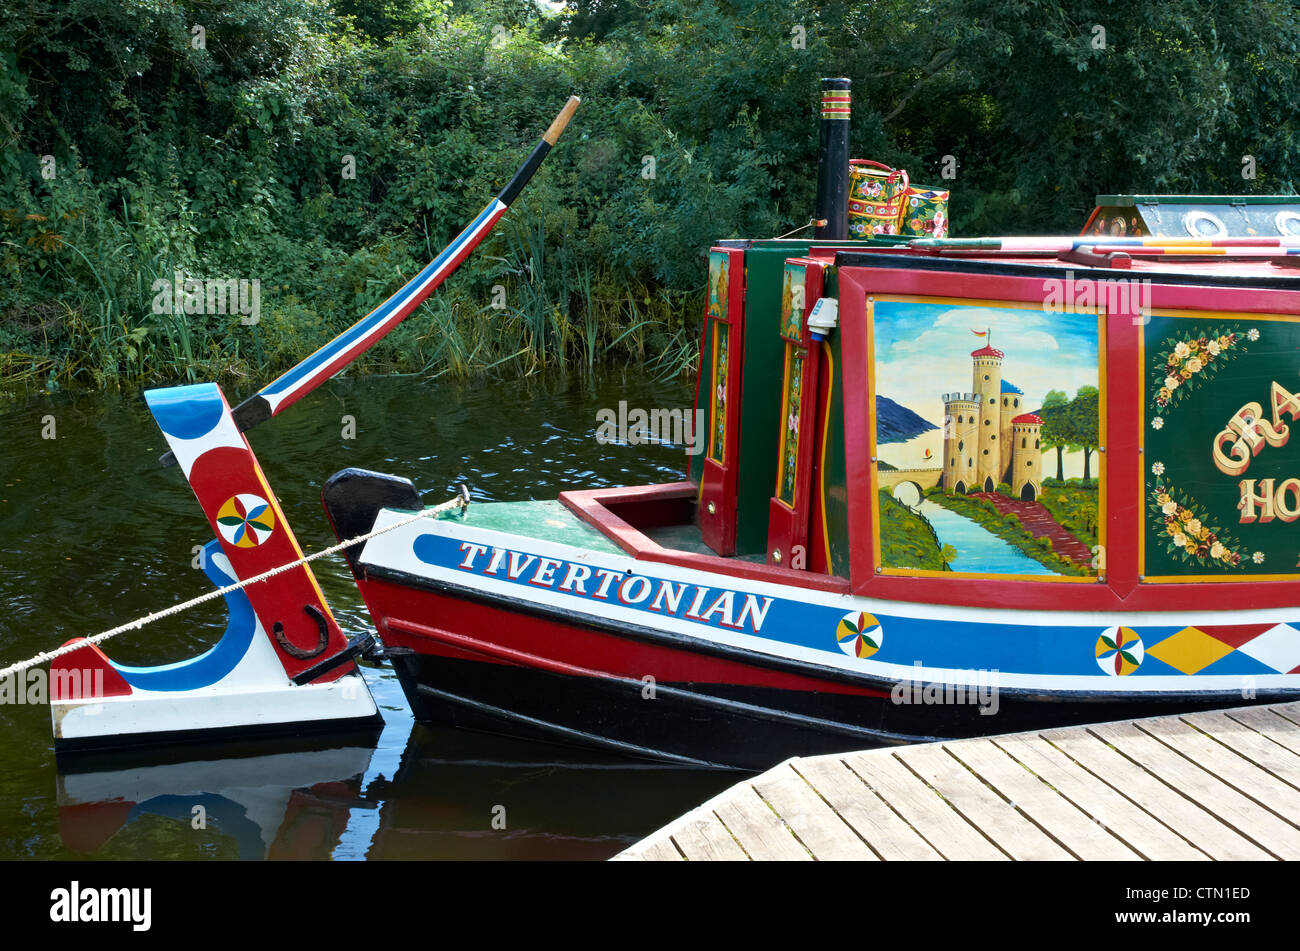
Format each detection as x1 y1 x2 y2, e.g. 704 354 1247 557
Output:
273 603 330 660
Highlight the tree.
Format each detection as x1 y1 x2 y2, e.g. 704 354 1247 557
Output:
1038 390 1070 480
1070 386 1100 481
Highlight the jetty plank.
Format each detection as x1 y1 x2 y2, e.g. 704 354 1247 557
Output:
750 762 878 860
841 750 1008 860
1086 721 1300 859
1181 710 1300 788
634 838 684 861
792 757 943 860
1040 726 1272 860
945 738 1141 860
892 741 1074 860
670 812 749 861
991 733 1208 860
711 785 812 861
1139 716 1300 824
1225 706 1300 757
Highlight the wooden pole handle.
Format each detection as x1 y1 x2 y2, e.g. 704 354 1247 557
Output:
543 96 582 145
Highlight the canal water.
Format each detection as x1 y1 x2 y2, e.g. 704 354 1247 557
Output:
0 371 738 860
915 499 1054 576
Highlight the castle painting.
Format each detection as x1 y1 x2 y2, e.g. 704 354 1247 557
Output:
870 297 1102 579
942 337 1044 500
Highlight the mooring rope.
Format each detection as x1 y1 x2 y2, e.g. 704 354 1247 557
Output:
0 490 469 681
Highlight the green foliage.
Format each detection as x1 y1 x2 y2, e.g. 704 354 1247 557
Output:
878 490 947 570
1037 479 1099 549
3 0 1300 389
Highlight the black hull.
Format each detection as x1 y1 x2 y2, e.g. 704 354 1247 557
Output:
390 652 1270 772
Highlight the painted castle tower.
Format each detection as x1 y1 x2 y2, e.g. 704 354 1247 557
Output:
942 333 1044 500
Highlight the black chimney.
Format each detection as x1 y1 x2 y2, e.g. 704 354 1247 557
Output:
814 77 850 240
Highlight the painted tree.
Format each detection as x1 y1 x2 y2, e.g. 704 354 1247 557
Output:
1038 389 1070 480
1070 386 1100 481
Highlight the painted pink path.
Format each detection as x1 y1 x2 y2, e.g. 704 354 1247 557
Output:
969 492 1093 566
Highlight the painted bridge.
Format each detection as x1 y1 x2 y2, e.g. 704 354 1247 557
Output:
876 467 944 491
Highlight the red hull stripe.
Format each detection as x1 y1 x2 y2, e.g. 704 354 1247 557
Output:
366 577 887 697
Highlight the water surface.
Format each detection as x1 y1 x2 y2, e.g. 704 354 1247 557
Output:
917 499 1054 576
0 370 736 859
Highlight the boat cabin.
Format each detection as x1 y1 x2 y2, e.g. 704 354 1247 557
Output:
559 234 1300 624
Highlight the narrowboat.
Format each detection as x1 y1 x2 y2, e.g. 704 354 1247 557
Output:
322 85 1300 769
42 84 1300 770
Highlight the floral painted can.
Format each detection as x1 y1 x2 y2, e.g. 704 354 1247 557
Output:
848 160 909 237
898 185 950 238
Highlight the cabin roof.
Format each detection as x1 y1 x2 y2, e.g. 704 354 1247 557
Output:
832 249 1300 286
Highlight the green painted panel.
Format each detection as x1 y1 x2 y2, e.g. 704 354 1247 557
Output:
706 236 901 555
735 246 802 554
1144 315 1300 578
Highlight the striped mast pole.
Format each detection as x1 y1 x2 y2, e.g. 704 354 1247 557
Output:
165 95 580 464
814 78 851 240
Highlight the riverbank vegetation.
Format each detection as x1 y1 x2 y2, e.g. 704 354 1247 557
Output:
4 0 1300 391
878 491 953 571
1038 478 1100 552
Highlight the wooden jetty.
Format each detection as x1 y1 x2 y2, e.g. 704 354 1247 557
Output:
614 702 1300 860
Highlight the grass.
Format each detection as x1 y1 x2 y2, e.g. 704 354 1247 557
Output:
0 192 702 396
878 491 948 571
1039 478 1100 551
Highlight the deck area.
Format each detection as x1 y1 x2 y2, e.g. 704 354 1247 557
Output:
614 701 1300 860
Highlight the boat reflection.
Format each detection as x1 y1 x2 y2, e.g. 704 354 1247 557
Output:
366 725 737 860
55 720 736 860
57 740 377 860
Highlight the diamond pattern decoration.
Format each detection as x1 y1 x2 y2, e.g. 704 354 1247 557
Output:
1235 623 1300 674
1145 626 1236 675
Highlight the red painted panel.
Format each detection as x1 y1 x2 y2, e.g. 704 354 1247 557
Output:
50 640 133 700
188 444 349 681
698 247 747 555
